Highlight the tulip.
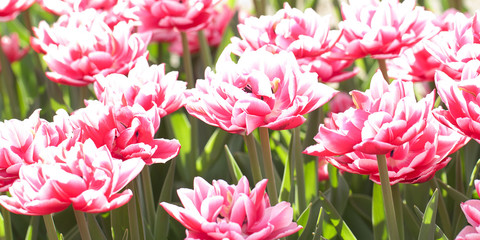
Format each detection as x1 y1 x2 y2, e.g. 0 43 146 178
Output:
94 58 186 118
160 176 302 239
457 180 480 239
0 0 35 21
0 139 145 215
30 9 150 86
185 45 337 135
1 33 29 63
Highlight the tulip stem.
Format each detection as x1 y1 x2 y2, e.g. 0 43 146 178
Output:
73 210 92 240
197 30 213 68
293 127 306 212
302 108 323 202
259 127 278 205
0 205 13 240
377 59 390 83
127 182 141 240
154 158 177 240
391 184 404 240
141 166 156 228
42 214 59 240
243 134 263 184
376 154 400 240
181 32 195 89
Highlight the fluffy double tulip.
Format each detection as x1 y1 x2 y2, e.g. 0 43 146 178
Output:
161 176 302 239
304 71 469 184
0 139 145 215
457 180 480 239
38 0 118 15
94 58 186 118
133 0 218 42
332 0 438 60
30 9 150 86
426 11 480 80
68 101 180 164
433 60 480 142
185 45 338 135
0 110 69 192
0 0 35 21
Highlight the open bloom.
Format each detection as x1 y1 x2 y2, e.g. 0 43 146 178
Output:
433 60 480 142
31 9 150 86
456 180 480 240
68 100 180 164
94 58 186 117
304 71 469 184
0 0 35 21
1 33 29 63
0 139 145 215
185 45 337 135
38 0 119 15
161 176 302 239
332 0 438 59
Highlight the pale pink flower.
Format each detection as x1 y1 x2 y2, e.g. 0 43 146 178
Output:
456 180 480 240
161 176 302 239
168 2 234 54
0 139 145 215
69 100 180 164
94 57 186 118
333 0 438 60
0 110 69 192
38 0 118 15
304 71 469 184
30 9 150 86
0 0 35 21
133 0 218 41
1 33 29 63
433 60 480 142
185 45 338 135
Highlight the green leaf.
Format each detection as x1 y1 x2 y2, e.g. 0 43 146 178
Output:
417 189 446 240
25 216 40 240
197 129 231 174
154 158 177 240
86 214 107 240
372 184 387 240
278 136 293 203
165 113 191 182
326 164 350 215
110 202 130 240
224 145 244 183
312 207 325 240
298 199 322 240
319 190 357 240
349 194 372 222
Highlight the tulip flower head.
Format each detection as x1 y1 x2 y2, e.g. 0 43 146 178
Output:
185 45 338 135
0 0 35 21
457 180 480 239
38 0 119 15
161 176 302 239
0 139 145 215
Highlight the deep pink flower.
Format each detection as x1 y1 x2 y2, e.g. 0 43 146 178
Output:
0 139 145 215
304 71 469 184
433 60 480 142
332 0 438 60
168 3 234 54
1 33 29 63
161 176 302 239
0 0 35 21
38 0 119 15
185 45 338 135
30 9 150 86
0 110 70 192
296 55 358 83
457 180 480 240
133 0 218 40
318 158 329 181
69 100 180 164
426 11 479 80
94 57 186 118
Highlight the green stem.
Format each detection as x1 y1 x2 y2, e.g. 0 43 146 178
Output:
391 184 404 240
377 59 390 83
0 205 13 240
293 127 306 212
141 167 156 228
127 182 141 240
154 158 177 240
42 214 59 240
243 134 263 184
302 109 322 202
376 154 400 240
0 39 21 118
180 32 195 89
259 127 278 205
73 210 92 240
197 30 213 68
253 0 265 17
430 178 452 238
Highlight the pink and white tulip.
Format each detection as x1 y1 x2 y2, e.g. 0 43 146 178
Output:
0 0 35 21
457 180 480 239
161 176 302 239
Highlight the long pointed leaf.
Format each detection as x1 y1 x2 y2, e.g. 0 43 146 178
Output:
318 190 357 240
417 189 445 240
224 145 244 183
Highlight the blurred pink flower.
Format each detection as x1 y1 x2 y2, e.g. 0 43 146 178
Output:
457 180 480 240
161 176 302 239
133 0 218 41
0 139 144 215
185 45 337 135
94 58 187 117
1 33 29 63
426 11 479 80
318 158 329 181
297 55 358 83
0 0 35 21
0 110 70 192
69 100 180 164
168 3 234 54
333 0 438 60
31 9 150 86
38 0 118 15
433 60 480 142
